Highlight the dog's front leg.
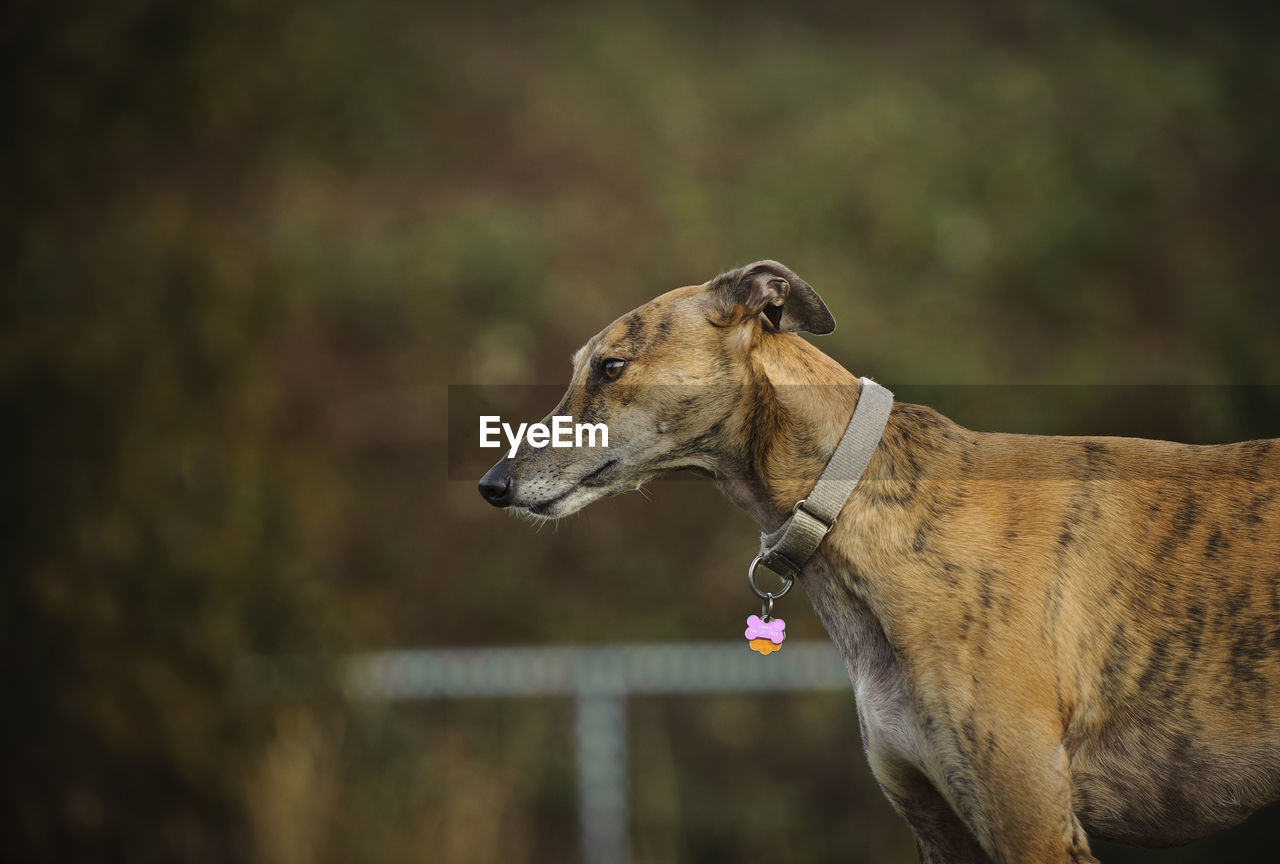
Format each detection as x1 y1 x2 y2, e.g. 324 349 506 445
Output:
871 728 1098 863
893 788 996 863
968 731 1099 864
870 752 994 864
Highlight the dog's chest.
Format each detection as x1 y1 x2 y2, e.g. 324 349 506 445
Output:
801 562 927 764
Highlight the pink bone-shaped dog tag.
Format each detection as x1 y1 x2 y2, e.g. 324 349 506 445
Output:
744 614 787 644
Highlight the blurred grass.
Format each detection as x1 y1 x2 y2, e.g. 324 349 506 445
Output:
3 0 1279 861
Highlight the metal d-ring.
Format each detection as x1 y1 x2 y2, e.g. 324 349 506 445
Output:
747 554 794 603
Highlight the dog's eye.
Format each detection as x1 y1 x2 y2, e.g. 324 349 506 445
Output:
600 358 627 380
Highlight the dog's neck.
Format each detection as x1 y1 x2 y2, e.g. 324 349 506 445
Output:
713 332 952 541
708 332 968 660
711 332 861 529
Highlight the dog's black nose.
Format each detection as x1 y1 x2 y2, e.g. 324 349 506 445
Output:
478 461 515 507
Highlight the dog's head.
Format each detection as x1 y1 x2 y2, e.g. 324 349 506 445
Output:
478 261 836 518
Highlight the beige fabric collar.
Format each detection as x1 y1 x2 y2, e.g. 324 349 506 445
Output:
755 377 895 580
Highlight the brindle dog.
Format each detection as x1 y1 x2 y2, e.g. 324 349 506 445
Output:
478 261 1280 863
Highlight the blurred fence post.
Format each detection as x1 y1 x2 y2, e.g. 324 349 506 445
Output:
576 692 628 864
341 641 851 863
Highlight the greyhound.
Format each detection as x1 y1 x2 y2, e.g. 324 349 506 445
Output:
477 261 1280 862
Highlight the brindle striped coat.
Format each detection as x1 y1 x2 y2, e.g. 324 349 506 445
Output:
478 261 1280 863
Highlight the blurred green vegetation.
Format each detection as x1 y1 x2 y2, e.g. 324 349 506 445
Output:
3 0 1279 861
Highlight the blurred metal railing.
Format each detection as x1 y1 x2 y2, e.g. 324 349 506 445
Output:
344 642 851 864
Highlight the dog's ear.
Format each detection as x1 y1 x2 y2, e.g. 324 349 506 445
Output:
712 260 836 335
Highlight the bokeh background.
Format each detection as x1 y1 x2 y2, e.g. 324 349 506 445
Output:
4 0 1279 861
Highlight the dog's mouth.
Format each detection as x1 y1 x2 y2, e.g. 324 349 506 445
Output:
578 458 620 488
526 459 620 517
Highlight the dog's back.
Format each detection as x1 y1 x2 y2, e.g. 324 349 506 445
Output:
1034 436 1280 845
862 412 1280 847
